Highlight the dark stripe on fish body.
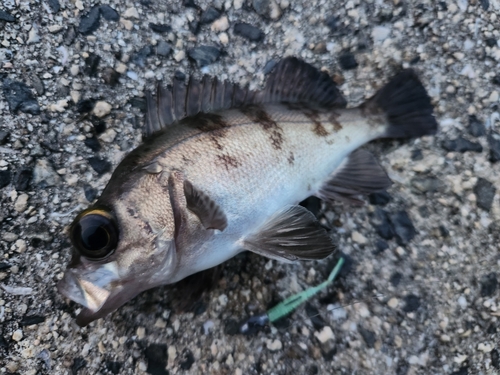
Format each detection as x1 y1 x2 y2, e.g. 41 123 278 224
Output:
240 105 284 150
188 113 230 132
327 111 343 132
216 154 241 170
302 108 329 137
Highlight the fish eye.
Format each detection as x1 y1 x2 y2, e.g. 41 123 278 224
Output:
70 209 119 260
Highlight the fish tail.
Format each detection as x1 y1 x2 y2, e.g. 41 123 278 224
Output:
363 69 438 138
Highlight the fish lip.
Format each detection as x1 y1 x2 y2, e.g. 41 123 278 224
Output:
57 262 121 318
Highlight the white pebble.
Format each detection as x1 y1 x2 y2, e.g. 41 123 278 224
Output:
387 297 399 309
12 329 23 341
351 231 367 244
372 26 391 42
136 327 146 340
266 339 283 351
211 16 229 32
458 296 467 309
93 101 112 117
314 326 334 343
14 194 29 212
124 7 139 19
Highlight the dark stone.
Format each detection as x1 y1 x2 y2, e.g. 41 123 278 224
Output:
0 131 9 145
396 361 409 375
63 25 77 46
224 318 240 335
299 196 322 218
0 10 16 22
88 157 111 175
374 239 389 254
411 176 444 193
493 75 500 85
84 136 101 152
100 5 119 21
144 343 168 375
409 55 421 64
183 0 198 8
307 365 319 375
390 272 403 287
338 52 358 70
468 115 486 137
485 37 497 47
0 170 11 189
189 20 200 34
57 83 70 97
480 0 490 10
0 335 7 349
131 46 153 67
442 137 483 153
411 148 423 160
325 15 339 32
2 79 40 115
358 326 376 348
488 132 500 162
84 53 101 76
492 349 500 369
368 191 391 206
29 74 45 96
15 168 32 191
199 7 221 24
450 367 469 375
263 59 277 74
83 184 97 202
71 357 87 375
20 315 45 326
252 0 279 19
371 208 394 240
174 71 186 81
129 97 147 111
487 323 497 334
473 177 496 211
234 22 265 42
102 68 120 86
402 294 420 312
188 46 221 67
439 225 450 238
305 303 325 331
179 348 195 370
47 0 60 13
149 23 171 33
105 361 122 374
0 262 11 271
390 211 416 245
78 6 101 35
156 41 172 57
76 98 96 113
480 272 497 297
92 117 106 134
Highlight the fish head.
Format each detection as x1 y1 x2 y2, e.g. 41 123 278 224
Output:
57 188 177 326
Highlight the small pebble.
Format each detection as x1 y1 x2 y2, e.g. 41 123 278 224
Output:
12 329 23 341
234 22 265 42
123 7 139 19
266 339 283 351
473 178 496 211
93 101 112 117
351 231 367 244
78 6 101 35
314 326 334 343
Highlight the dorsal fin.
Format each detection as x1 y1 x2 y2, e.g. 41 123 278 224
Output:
144 57 346 138
259 57 347 109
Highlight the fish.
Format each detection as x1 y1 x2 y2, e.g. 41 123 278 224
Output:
57 57 438 326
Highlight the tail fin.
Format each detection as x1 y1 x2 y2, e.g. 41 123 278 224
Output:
364 69 438 138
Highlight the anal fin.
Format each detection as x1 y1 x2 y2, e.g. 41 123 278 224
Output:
318 149 392 205
184 180 228 231
243 205 336 262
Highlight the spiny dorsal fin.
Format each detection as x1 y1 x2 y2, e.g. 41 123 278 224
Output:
317 149 392 205
259 57 347 109
243 205 336 262
183 180 228 231
144 57 346 138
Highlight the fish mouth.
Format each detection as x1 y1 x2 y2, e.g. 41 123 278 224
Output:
57 262 143 327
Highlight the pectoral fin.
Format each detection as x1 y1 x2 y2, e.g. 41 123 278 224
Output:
243 205 336 262
318 149 392 205
183 180 228 231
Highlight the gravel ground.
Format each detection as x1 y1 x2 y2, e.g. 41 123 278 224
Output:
1 0 500 374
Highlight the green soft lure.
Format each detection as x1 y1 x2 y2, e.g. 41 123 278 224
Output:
240 257 345 334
